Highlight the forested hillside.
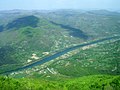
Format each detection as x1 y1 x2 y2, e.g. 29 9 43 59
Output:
0 10 120 90
0 75 120 90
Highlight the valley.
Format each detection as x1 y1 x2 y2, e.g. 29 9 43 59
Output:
0 9 120 89
1 35 120 75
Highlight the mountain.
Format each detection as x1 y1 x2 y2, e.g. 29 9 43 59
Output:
0 9 120 89
6 15 39 29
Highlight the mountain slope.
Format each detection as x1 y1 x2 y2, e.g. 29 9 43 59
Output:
0 10 120 78
0 75 120 90
0 15 87 73
6 15 39 30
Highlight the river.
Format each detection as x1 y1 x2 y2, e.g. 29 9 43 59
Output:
1 36 120 74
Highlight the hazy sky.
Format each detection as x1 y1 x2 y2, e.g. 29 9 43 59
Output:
0 0 120 11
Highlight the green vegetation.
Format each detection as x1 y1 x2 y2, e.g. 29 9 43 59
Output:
0 75 120 90
0 14 85 73
47 39 120 77
46 10 120 38
0 10 120 89
9 36 120 81
6 15 39 29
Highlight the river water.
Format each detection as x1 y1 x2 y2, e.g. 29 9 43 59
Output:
1 36 120 74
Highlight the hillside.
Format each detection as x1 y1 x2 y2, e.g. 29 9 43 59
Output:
0 75 120 90
0 10 120 89
6 15 39 29
8 36 120 79
0 15 87 73
0 10 120 71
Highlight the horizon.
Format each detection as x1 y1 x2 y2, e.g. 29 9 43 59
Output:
0 9 119 12
0 0 120 11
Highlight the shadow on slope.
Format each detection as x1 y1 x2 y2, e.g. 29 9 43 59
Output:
6 15 39 29
0 25 4 32
50 21 89 39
